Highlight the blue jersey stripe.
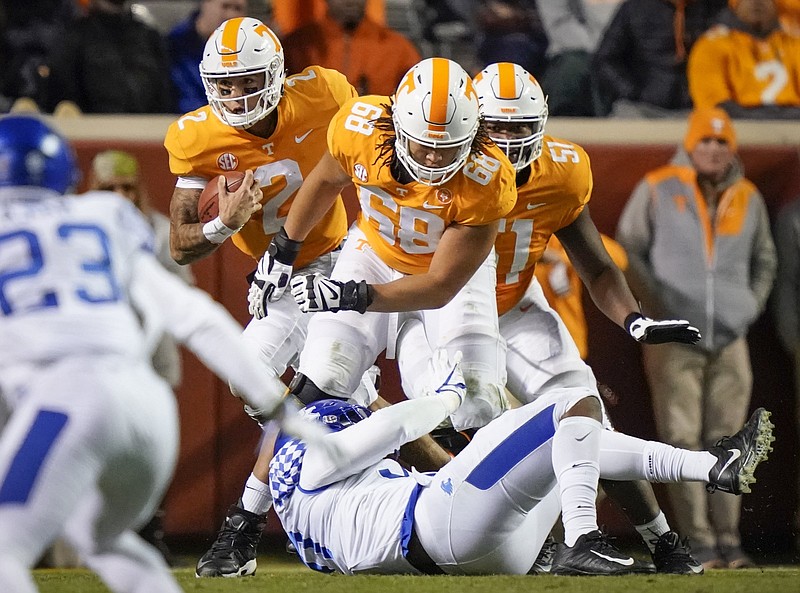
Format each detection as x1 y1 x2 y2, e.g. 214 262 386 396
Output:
465 404 556 490
0 409 68 504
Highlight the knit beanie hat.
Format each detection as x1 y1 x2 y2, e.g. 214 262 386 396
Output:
684 107 737 152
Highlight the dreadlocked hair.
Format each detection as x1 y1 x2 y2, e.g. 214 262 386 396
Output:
370 101 494 173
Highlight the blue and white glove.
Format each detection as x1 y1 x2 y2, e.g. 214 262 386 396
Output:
431 349 467 406
290 273 373 314
247 227 302 319
625 313 701 345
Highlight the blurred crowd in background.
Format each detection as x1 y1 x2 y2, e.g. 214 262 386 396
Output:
1 0 799 119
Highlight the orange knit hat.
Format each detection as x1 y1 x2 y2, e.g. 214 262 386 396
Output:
684 107 737 152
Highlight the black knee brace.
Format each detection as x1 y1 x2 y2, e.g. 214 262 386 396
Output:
289 372 344 405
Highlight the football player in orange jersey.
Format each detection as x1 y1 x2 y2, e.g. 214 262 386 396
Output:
397 63 703 575
688 0 800 119
250 57 517 440
164 17 360 578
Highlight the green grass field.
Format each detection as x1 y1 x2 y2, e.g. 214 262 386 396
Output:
33 554 800 593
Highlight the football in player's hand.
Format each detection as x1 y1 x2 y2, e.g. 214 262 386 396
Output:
197 171 246 223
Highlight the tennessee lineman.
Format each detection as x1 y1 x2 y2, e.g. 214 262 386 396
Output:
254 57 517 438
398 63 703 575
0 115 328 593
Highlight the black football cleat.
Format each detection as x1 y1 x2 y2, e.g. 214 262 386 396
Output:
195 502 267 578
707 408 774 495
529 534 559 574
552 529 650 575
652 531 704 575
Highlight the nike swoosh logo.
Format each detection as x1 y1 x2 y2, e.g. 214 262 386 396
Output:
575 431 593 442
590 550 634 566
526 202 547 210
718 448 742 475
295 130 313 143
688 563 704 574
519 303 533 313
421 201 444 210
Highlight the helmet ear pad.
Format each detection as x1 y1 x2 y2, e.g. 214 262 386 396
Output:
200 17 285 128
391 58 481 186
0 115 79 194
473 62 549 170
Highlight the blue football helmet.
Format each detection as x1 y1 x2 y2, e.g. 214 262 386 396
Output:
273 399 371 454
300 399 372 432
0 115 79 194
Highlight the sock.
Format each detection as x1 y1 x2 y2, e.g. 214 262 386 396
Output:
643 443 717 483
635 511 671 554
552 416 602 547
240 473 273 515
599 430 717 483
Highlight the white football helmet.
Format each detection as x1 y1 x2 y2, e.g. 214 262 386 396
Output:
474 62 548 170
200 17 285 128
392 58 480 186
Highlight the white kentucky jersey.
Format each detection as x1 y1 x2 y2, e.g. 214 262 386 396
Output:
0 188 154 370
269 439 421 574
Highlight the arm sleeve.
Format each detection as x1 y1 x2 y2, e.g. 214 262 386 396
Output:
719 101 800 120
536 0 592 53
299 393 461 490
129 255 285 414
44 28 82 111
687 34 732 109
773 201 800 352
592 5 637 106
748 194 778 313
615 179 663 314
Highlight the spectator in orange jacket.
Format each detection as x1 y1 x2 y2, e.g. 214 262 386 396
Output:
271 0 385 36
282 0 421 96
688 0 800 118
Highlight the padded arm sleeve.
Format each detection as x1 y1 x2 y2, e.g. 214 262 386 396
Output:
129 254 284 414
299 393 460 490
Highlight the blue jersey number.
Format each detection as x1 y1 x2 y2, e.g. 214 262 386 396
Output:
0 224 121 316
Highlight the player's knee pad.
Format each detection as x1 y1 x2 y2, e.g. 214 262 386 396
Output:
289 372 344 406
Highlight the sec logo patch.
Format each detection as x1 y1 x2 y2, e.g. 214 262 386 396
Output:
217 153 239 171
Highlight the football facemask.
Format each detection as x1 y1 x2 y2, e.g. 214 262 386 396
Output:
200 17 285 128
392 58 480 186
474 62 548 170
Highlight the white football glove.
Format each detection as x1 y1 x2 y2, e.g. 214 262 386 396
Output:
247 228 302 319
248 253 292 319
430 349 467 406
290 273 372 314
625 313 701 345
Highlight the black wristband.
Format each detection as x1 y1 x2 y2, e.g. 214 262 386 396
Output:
268 227 303 265
624 312 644 333
340 280 373 314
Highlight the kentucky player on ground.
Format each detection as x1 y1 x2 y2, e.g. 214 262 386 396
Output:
398 63 706 575
0 115 330 593
255 58 517 440
268 350 772 576
164 17 366 577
